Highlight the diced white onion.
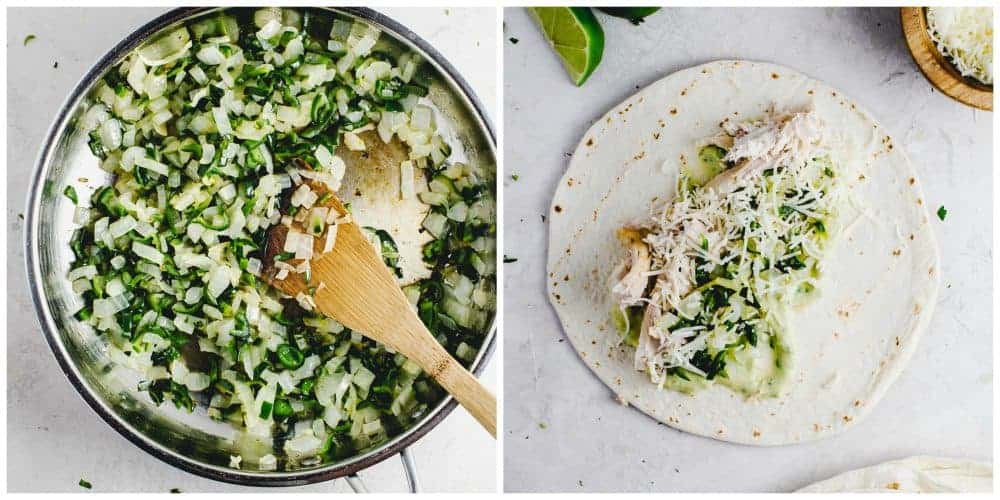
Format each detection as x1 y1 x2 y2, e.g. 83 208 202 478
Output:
136 157 169 176
109 215 137 238
100 119 123 150
68 265 98 281
323 224 339 253
196 45 225 65
400 160 415 200
206 264 232 298
343 131 365 151
73 206 91 225
212 107 233 136
132 241 164 265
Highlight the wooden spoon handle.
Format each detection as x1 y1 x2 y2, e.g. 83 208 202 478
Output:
406 328 496 437
425 343 496 437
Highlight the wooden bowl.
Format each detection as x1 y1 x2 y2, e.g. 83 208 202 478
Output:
900 7 992 111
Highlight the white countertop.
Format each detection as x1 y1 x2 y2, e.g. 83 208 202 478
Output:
7 7 496 493
502 7 991 493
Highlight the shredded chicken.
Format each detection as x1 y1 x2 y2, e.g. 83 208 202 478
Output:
610 227 651 308
633 302 660 372
609 107 834 383
706 109 823 192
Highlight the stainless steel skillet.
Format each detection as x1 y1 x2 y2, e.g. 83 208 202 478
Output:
24 7 496 491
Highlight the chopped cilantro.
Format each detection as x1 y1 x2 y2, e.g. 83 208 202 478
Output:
79 479 92 489
23 34 36 45
936 205 947 221
503 255 518 263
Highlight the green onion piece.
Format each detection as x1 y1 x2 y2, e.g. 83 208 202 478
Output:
63 185 79 205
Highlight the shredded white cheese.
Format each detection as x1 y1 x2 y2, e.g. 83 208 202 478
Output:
927 7 993 84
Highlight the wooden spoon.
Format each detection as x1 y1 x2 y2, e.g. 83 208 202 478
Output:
263 179 496 437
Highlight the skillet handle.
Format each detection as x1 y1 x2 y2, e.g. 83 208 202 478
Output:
342 449 420 493
345 474 368 493
400 448 422 493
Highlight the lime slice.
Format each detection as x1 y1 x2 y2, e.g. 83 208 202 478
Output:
528 7 605 86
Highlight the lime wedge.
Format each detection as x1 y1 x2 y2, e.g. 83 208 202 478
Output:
528 7 605 86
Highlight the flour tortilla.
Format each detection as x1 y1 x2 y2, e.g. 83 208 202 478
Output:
547 60 939 445
798 456 992 493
